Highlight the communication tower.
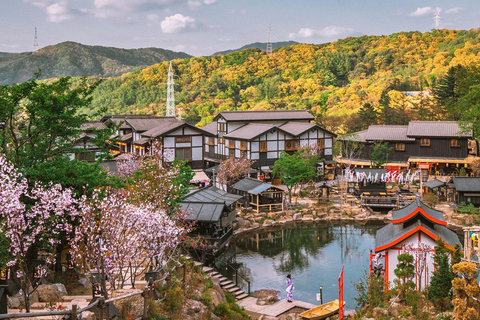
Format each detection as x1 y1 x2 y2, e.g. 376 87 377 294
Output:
34 27 39 51
266 23 273 56
434 12 441 29
166 61 175 117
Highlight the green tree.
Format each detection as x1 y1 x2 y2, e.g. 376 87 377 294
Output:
0 74 115 193
273 151 317 204
428 239 454 311
433 65 462 120
371 141 392 167
393 253 415 302
358 102 378 130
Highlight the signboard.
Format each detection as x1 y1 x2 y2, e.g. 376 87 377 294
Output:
419 164 430 169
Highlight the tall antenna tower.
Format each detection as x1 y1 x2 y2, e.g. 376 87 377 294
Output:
34 27 39 51
166 61 175 117
266 23 273 56
434 12 441 29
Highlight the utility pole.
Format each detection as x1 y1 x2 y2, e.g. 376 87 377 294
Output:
34 27 39 52
166 61 175 117
266 23 273 56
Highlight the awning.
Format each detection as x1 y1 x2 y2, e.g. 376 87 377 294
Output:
408 157 473 164
260 166 272 173
424 179 445 189
133 137 150 146
464 193 480 197
190 171 210 184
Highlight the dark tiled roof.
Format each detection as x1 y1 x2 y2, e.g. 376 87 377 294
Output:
424 178 445 189
224 123 278 140
248 184 286 195
375 220 462 252
120 132 132 142
214 110 314 122
126 117 181 132
180 202 227 223
201 122 218 135
101 115 169 130
133 137 150 146
392 198 445 223
184 186 243 206
365 125 414 141
452 177 480 192
279 122 337 137
407 121 472 138
232 178 264 192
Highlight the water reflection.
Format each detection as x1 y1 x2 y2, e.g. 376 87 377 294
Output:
226 223 381 309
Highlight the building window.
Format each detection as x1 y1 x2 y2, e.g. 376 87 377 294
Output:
285 139 300 151
395 143 405 151
451 139 459 147
240 141 248 150
228 139 234 148
175 148 192 161
218 123 226 132
217 137 225 144
317 138 325 150
260 141 267 152
229 148 235 157
175 136 191 143
207 137 215 145
420 138 430 147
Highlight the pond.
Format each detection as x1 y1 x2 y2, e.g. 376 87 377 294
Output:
220 222 382 310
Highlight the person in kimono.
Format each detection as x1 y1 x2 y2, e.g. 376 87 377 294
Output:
286 274 294 302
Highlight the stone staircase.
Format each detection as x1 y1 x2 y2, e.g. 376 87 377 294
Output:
200 266 249 301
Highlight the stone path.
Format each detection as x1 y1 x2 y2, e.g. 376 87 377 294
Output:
237 296 316 317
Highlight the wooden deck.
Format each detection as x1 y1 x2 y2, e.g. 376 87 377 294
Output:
237 296 316 317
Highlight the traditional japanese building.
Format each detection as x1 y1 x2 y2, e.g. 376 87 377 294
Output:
374 198 462 290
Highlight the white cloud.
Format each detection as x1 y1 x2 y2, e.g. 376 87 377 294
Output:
92 0 175 18
409 7 441 17
445 7 461 14
289 26 361 40
203 0 216 4
160 14 197 33
188 0 201 10
45 2 87 23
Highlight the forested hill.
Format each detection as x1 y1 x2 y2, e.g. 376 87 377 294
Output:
214 41 298 55
84 29 480 133
0 41 191 85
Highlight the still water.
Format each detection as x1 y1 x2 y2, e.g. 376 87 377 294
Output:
227 223 381 309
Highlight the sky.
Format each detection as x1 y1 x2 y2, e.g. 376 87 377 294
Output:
1 0 480 57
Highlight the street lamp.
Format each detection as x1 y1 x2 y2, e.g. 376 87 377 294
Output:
316 286 323 304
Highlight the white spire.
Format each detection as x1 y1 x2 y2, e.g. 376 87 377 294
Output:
166 61 175 117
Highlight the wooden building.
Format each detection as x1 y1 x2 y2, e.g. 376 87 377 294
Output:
202 110 336 171
451 177 480 207
70 121 114 162
231 178 264 207
374 198 462 290
338 121 474 173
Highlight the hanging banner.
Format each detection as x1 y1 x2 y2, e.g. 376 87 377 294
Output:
338 264 344 320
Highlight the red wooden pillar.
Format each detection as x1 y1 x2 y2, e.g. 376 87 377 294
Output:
338 264 344 320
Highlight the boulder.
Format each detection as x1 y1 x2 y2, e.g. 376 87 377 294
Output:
262 219 275 227
372 307 389 318
7 296 21 309
37 283 67 302
302 214 314 221
78 277 90 288
210 285 226 306
293 213 302 221
236 219 251 229
80 311 96 320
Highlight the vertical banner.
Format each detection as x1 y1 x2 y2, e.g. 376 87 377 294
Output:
338 264 344 320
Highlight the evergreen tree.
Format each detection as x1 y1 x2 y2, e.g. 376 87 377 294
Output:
358 102 378 129
371 141 392 167
394 253 415 302
433 65 462 120
428 239 454 311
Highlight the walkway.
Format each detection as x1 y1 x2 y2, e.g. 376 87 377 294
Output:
237 297 316 317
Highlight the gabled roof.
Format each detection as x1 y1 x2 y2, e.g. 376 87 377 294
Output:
141 122 215 138
101 115 166 130
279 122 337 137
214 110 314 122
392 198 446 226
365 125 414 142
133 137 150 146
375 220 462 252
120 132 132 142
185 186 242 206
81 121 106 131
201 122 218 135
231 178 264 192
452 177 480 192
180 201 228 223
126 117 181 132
248 184 286 195
224 123 287 140
407 121 472 138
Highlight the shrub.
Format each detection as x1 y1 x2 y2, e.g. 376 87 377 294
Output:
164 286 184 313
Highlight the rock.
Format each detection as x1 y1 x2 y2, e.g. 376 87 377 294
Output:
236 219 251 229
262 219 274 227
210 285 226 306
8 296 20 309
257 300 266 305
80 311 96 320
78 277 90 288
37 283 67 302
302 214 313 221
372 307 389 318
250 222 260 229
293 213 302 220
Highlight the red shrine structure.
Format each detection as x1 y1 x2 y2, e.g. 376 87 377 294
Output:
373 198 462 290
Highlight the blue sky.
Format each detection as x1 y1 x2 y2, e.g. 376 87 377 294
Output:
1 0 479 56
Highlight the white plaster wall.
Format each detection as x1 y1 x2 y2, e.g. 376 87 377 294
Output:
251 153 259 160
183 127 198 135
325 138 333 148
205 145 210 152
192 147 202 161
251 141 259 152
169 128 183 136
235 149 240 158
228 123 242 133
176 142 191 148
267 141 277 150
267 151 277 159
192 136 202 146
278 140 285 150
164 137 175 148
